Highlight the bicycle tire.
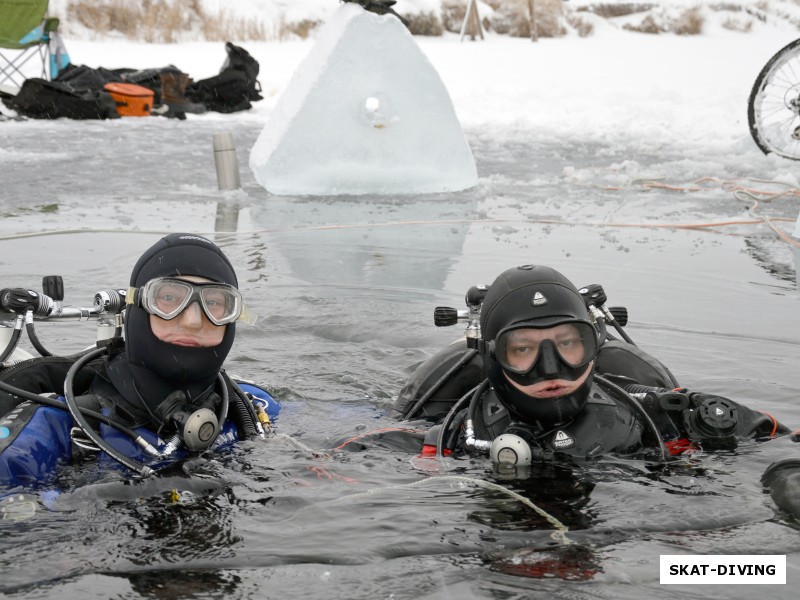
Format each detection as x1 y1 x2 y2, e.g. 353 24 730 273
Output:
748 37 800 160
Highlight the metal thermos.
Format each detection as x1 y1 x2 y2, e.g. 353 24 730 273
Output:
213 132 241 190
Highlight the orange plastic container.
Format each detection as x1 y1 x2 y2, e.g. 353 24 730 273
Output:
103 82 154 117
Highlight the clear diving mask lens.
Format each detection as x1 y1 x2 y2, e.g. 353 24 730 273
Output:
493 320 599 385
131 277 244 326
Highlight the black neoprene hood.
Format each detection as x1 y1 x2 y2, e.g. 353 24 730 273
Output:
480 265 596 428
129 233 238 288
124 233 238 388
480 265 591 342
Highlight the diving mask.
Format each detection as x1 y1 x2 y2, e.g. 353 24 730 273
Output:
492 320 599 386
130 277 243 326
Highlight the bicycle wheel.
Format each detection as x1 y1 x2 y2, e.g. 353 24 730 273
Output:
748 38 800 159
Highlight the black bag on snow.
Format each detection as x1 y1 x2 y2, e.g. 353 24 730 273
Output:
2 78 119 120
53 63 124 91
185 42 263 113
116 65 186 104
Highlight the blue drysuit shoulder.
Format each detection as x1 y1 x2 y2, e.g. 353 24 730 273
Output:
0 399 73 488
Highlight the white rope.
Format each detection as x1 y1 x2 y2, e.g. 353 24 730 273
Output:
317 473 572 545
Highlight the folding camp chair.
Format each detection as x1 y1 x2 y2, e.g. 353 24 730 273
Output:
0 0 69 90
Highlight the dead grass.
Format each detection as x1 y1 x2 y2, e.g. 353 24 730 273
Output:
406 11 445 36
490 0 566 38
577 2 656 18
673 7 704 34
623 7 705 34
68 0 270 42
721 16 753 31
565 13 595 37
277 19 321 40
202 8 268 42
622 14 664 33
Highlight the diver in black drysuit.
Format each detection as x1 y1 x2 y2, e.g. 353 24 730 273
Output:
385 265 800 519
0 233 276 487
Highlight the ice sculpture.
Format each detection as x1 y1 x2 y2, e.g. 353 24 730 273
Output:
249 3 478 196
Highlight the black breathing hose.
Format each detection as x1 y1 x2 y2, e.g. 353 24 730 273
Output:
619 382 673 395
466 376 490 426
0 378 144 440
25 321 52 357
595 374 669 462
0 320 23 363
436 379 488 457
227 378 261 439
64 347 154 477
214 372 230 436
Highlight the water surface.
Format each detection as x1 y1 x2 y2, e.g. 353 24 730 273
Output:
1 116 798 599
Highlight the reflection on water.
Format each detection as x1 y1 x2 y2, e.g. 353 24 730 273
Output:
0 118 798 599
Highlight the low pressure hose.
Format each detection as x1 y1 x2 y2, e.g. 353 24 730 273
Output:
436 378 489 457
0 315 24 363
0 378 154 446
595 374 669 462
619 382 672 395
64 347 154 477
464 377 493 453
25 312 52 357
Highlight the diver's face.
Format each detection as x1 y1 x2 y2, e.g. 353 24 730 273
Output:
496 323 595 395
149 276 226 347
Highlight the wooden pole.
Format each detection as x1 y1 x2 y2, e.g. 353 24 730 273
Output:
529 0 538 42
460 0 484 42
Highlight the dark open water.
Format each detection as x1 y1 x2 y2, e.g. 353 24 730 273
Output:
0 115 798 599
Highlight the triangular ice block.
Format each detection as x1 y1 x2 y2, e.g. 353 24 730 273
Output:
249 4 478 196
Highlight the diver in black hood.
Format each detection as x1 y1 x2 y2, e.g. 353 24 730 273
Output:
0 234 279 488
97 232 241 432
387 264 795 472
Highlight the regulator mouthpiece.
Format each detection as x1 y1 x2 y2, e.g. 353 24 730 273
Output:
172 407 220 451
490 433 533 467
154 390 221 452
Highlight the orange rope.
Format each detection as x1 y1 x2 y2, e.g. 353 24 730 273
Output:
584 176 800 247
331 427 421 451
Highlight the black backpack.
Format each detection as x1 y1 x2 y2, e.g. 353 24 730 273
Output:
2 78 119 120
53 63 124 91
185 42 263 113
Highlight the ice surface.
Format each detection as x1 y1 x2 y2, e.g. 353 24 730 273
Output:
248 4 478 196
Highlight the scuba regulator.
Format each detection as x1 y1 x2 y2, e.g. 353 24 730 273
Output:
153 389 223 452
490 423 555 467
